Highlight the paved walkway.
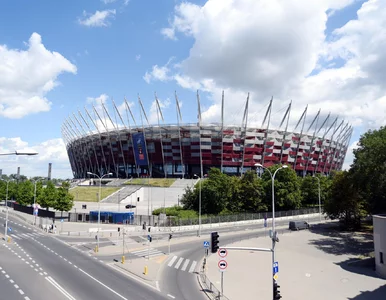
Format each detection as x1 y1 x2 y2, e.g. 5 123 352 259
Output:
204 224 384 300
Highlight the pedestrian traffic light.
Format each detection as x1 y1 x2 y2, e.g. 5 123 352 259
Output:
118 227 120 232
273 281 281 299
169 234 173 240
211 232 219 254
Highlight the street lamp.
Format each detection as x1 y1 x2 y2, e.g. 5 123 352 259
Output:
0 151 38 156
32 178 45 225
255 163 288 300
87 171 112 253
0 179 11 241
193 174 202 237
313 175 322 222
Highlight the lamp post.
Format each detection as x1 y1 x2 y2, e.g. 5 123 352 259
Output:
87 171 113 253
32 178 45 226
255 163 287 300
314 175 322 222
1 179 11 241
193 174 202 237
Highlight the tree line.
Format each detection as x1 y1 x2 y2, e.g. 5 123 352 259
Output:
181 126 386 229
0 178 74 213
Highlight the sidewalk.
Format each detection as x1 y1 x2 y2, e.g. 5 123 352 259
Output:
202 223 382 300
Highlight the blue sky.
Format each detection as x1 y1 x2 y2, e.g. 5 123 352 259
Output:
0 0 384 179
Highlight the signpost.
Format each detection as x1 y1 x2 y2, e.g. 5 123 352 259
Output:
273 262 279 274
218 248 228 296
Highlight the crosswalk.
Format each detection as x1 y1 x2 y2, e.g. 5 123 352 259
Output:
130 247 164 258
167 255 198 273
8 232 44 240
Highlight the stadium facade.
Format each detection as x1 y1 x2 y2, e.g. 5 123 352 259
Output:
62 93 352 179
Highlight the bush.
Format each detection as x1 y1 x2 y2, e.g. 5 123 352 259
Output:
152 205 197 219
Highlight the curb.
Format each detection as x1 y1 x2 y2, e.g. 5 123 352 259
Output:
112 262 155 282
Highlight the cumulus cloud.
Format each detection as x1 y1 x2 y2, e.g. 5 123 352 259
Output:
0 137 72 179
143 61 173 83
78 9 116 27
0 33 76 119
151 0 386 167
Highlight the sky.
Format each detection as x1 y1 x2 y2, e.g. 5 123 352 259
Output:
0 0 385 179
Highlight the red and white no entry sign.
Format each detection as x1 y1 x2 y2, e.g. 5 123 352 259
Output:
218 248 228 258
218 259 228 271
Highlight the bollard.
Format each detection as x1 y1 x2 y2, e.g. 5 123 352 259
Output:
144 266 148 275
95 245 99 253
7 236 11 243
121 256 125 264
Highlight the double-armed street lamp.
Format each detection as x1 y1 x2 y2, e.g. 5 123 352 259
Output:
87 171 113 253
255 163 288 300
313 175 322 222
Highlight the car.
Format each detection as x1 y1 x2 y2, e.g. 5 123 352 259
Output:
125 204 136 209
289 221 309 231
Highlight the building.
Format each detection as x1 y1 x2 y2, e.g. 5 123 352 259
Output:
62 93 352 179
373 214 386 278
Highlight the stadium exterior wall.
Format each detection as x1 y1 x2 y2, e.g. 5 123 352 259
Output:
64 124 349 179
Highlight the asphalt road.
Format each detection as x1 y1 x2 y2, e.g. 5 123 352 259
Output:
1 212 169 300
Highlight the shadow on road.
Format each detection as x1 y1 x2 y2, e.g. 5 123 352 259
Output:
308 223 374 257
348 284 386 300
336 257 379 279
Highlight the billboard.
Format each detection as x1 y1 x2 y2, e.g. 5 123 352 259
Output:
132 132 149 166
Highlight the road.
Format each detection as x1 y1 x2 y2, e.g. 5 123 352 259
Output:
1 212 168 300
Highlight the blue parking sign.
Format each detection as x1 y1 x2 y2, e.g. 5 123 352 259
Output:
273 262 279 274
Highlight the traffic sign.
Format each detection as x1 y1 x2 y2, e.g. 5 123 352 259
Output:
203 241 210 248
218 259 228 272
8 227 11 232
60 219 64 223
218 248 228 258
273 262 279 274
273 274 278 280
264 219 267 227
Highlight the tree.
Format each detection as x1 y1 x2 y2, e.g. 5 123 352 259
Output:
54 182 74 214
38 181 57 209
235 170 266 212
16 181 34 206
351 126 386 214
324 171 366 229
261 165 302 210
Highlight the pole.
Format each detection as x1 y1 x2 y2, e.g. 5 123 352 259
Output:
4 181 9 240
317 177 321 222
148 239 150 260
33 181 38 225
168 238 171 255
98 178 101 253
118 192 120 212
199 177 201 237
221 272 224 296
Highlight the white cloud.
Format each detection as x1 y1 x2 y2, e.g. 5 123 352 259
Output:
153 0 386 169
101 0 117 3
85 94 118 131
135 54 141 61
0 33 76 119
143 64 172 83
78 9 116 27
0 137 72 179
148 97 171 124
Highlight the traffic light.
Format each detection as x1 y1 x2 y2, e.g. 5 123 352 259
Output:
211 232 219 254
169 234 173 240
273 281 281 300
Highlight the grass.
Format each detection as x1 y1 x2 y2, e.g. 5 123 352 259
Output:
124 178 176 187
69 186 121 202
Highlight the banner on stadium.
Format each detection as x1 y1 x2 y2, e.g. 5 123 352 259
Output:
132 132 149 166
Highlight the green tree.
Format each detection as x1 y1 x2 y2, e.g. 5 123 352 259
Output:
16 181 34 206
261 165 302 210
324 171 366 229
351 126 386 213
54 182 74 214
38 181 57 209
235 170 266 212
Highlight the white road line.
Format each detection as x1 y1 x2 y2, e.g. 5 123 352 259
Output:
18 289 24 295
10 234 22 240
168 256 178 267
5 274 9 278
14 284 19 288
167 294 175 299
10 279 14 283
181 259 190 271
25 297 30 300
174 257 184 269
188 261 197 273
77 267 130 300
45 276 76 300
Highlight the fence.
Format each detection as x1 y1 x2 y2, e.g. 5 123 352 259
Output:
67 207 319 228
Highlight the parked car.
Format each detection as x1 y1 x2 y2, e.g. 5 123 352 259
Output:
125 204 136 209
289 221 309 231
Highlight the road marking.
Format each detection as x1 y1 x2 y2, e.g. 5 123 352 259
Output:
168 256 178 267
5 274 9 278
10 279 14 283
167 294 175 299
18 289 24 295
108 264 160 292
25 297 30 300
174 257 184 269
46 276 77 300
189 261 197 273
77 267 129 300
181 259 190 271
14 284 19 288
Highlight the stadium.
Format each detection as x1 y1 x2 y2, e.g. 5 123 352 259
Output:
62 94 352 179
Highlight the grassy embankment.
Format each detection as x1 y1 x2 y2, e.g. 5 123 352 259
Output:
69 187 121 202
124 178 176 187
